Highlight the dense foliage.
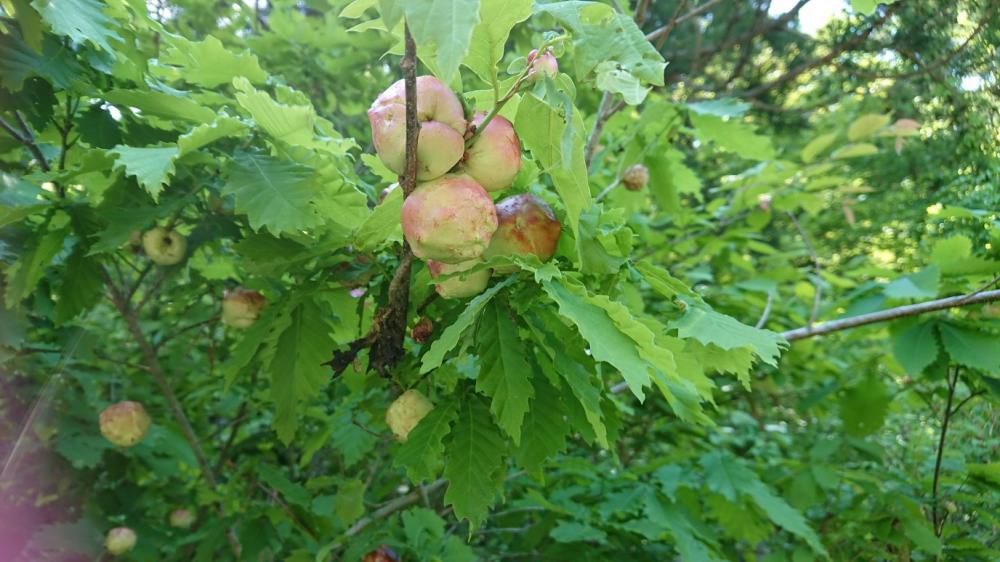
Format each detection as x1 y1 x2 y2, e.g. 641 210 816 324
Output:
1 0 999 560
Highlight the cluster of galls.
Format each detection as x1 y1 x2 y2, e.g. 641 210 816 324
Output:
368 56 562 301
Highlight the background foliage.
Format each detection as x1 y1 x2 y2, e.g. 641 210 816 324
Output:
1 0 999 560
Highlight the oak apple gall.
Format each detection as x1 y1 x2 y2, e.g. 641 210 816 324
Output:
99 401 151 448
401 175 498 263
482 193 562 274
169 508 196 529
142 227 186 266
362 545 400 562
105 527 137 556
385 390 433 442
368 76 467 181
622 164 649 191
222 289 267 329
527 49 558 82
411 317 433 344
461 113 522 192
427 259 491 299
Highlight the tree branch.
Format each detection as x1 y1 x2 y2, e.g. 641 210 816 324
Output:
0 113 51 172
698 0 812 69
345 479 447 537
340 23 420 377
883 1 998 81
102 271 241 557
741 3 897 98
781 288 1000 342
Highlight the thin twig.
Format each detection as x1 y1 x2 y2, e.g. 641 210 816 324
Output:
215 373 256 474
950 390 985 417
955 274 1000 305
125 263 155 303
931 367 959 536
755 291 774 329
155 317 217 351
594 178 622 202
5 111 51 173
585 92 615 168
787 212 822 328
645 0 723 44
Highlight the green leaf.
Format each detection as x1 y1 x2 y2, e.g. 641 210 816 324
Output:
475 303 534 444
443 396 505 530
156 35 267 87
643 495 722 560
514 374 568 474
830 143 878 159
706 494 772 544
670 298 786 368
462 0 532 84
233 77 317 148
332 409 378 469
11 0 43 53
257 464 311 508
800 132 838 163
222 151 324 235
635 260 701 299
396 399 457 482
77 104 123 149
53 246 103 324
0 30 82 91
352 186 401 252
702 452 827 556
515 94 591 239
420 277 514 373
378 0 403 29
929 235 1000 276
851 0 879 15
268 300 334 443
891 319 940 376
839 375 889 436
102 89 217 124
32 0 120 52
686 99 750 117
899 507 942 555
647 147 703 212
334 479 366 526
549 347 607 447
690 112 775 161
550 521 608 544
595 60 650 105
967 462 1000 487
847 114 891 141
109 145 179 201
939 324 1000 374
5 227 66 307
745 480 828 558
177 117 248 156
401 0 480 84
537 4 665 96
339 0 377 18
402 506 445 551
541 279 651 401
884 266 940 299
701 450 756 502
